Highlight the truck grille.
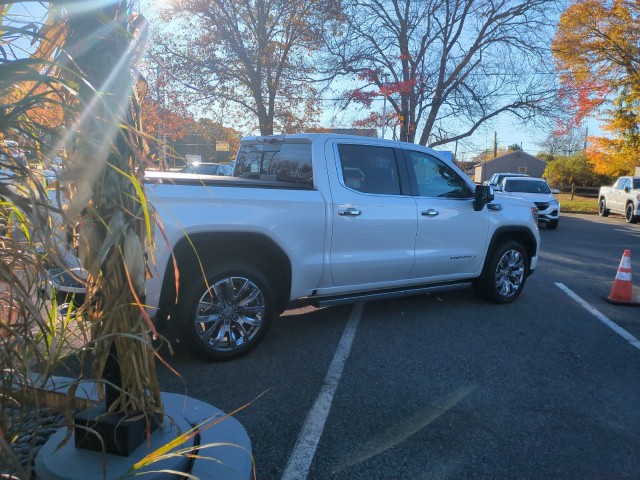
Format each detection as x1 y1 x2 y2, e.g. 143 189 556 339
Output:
534 202 550 210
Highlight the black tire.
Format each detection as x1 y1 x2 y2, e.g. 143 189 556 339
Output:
547 219 559 230
181 263 274 361
625 203 637 224
598 198 609 217
473 241 528 304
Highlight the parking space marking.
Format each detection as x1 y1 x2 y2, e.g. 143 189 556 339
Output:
613 228 640 238
282 302 364 480
556 282 640 350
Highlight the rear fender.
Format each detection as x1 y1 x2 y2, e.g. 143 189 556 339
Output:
158 232 292 318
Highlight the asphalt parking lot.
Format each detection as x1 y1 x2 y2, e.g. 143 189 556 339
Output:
157 213 640 479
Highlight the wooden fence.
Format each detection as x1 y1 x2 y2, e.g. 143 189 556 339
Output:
553 184 600 199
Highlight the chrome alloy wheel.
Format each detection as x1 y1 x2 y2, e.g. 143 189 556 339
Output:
194 276 265 353
495 248 525 298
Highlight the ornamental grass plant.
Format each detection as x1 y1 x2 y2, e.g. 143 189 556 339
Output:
0 2 164 477
1 3 260 477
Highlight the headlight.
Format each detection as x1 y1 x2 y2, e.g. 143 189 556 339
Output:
549 199 559 206
531 206 539 223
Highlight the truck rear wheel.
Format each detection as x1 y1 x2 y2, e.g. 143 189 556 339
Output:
625 203 637 223
598 198 609 217
181 263 274 361
474 241 528 304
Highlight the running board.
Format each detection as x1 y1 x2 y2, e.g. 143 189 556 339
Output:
310 280 473 308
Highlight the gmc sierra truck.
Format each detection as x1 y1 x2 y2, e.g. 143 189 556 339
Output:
598 176 640 223
131 134 540 361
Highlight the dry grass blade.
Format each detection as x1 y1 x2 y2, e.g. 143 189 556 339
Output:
130 390 267 476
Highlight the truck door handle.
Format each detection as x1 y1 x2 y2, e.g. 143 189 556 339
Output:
338 208 362 217
421 209 439 217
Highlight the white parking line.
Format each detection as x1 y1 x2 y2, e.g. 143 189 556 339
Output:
555 282 640 350
613 228 640 237
282 302 364 480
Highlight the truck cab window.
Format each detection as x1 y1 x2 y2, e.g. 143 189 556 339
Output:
235 143 313 185
337 144 401 195
406 151 472 198
620 178 630 191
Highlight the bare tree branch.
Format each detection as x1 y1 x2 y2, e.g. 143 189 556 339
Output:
324 0 563 146
151 0 341 134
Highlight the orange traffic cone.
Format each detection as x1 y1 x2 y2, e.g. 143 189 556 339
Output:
605 249 640 306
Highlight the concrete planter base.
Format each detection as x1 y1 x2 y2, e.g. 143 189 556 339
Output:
35 392 253 480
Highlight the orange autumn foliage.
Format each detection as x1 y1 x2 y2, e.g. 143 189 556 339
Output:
553 0 640 176
2 80 65 130
141 98 193 143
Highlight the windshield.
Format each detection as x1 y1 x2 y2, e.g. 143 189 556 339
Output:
504 179 551 194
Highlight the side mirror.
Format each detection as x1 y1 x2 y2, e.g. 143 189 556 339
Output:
474 184 494 211
624 186 630 193
552 189 560 194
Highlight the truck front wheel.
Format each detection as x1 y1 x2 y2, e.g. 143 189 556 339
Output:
625 203 637 224
181 263 274 361
474 241 528 304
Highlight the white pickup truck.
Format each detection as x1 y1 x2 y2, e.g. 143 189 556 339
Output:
598 176 640 223
125 134 540 360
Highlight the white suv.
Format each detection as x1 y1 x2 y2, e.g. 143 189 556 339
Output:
497 177 560 229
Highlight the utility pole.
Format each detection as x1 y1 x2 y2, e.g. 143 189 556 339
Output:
493 131 497 158
156 65 166 170
381 74 389 139
583 125 589 152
